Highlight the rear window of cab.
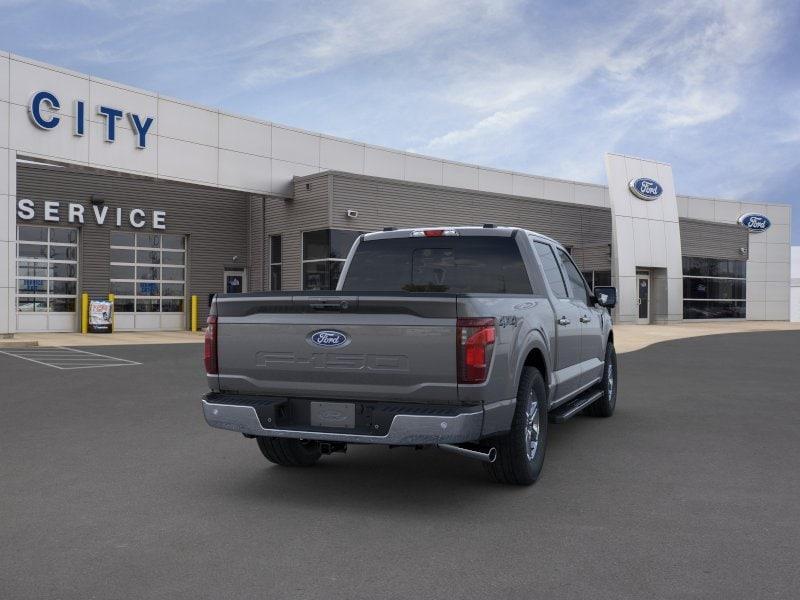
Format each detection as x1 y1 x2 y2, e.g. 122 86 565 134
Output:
341 236 532 294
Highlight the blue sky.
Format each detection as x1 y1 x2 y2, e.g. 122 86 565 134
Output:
3 0 799 241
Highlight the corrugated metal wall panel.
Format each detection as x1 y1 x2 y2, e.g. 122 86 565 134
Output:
679 218 749 260
262 173 331 290
247 196 265 291
326 172 612 270
16 163 249 326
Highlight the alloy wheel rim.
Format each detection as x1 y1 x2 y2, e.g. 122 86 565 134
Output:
607 359 615 398
524 390 540 461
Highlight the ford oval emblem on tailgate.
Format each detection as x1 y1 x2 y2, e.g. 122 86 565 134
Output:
308 330 351 348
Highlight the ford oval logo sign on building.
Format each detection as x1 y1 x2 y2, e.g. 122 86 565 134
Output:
628 178 663 201
308 330 350 348
737 213 771 233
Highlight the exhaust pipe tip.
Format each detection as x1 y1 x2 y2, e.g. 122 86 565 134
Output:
437 443 497 464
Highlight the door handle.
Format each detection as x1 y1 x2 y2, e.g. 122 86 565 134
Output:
579 315 591 323
558 316 571 326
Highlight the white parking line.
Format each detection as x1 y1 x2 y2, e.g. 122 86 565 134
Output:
0 346 141 370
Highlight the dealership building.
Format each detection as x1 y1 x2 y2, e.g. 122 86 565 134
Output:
0 52 793 334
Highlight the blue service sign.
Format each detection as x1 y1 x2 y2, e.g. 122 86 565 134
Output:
628 178 663 201
308 330 350 348
737 213 771 233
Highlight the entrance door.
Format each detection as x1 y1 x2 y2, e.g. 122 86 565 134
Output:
224 270 246 294
637 274 650 324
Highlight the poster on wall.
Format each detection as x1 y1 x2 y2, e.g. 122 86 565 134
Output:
88 300 113 334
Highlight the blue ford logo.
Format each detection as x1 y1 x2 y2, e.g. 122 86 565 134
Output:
628 178 663 201
737 213 771 233
308 330 350 348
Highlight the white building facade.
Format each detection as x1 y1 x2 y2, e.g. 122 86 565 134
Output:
0 51 793 334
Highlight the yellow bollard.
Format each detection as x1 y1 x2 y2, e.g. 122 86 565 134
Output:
81 292 89 334
191 295 198 332
108 293 115 332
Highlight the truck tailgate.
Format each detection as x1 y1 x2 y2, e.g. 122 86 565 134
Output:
215 294 458 403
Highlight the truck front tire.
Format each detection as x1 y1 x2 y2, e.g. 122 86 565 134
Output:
486 366 548 486
585 341 617 418
256 437 322 467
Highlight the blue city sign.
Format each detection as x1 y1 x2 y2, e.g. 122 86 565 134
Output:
29 90 154 149
737 213 771 233
628 178 663 201
308 330 350 348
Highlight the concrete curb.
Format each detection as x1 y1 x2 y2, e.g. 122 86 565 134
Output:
0 340 39 349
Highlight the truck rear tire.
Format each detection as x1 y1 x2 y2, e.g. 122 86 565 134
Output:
256 436 322 467
585 341 617 418
485 366 548 486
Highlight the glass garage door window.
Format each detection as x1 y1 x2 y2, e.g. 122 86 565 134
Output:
16 225 78 313
682 257 746 319
109 232 186 314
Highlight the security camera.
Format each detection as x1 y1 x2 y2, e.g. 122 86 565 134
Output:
346 209 359 219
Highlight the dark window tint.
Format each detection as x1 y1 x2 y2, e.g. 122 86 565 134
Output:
111 232 135 246
594 270 612 287
111 281 135 296
18 226 48 242
683 278 746 300
161 235 184 250
50 246 77 260
49 280 76 295
50 228 78 244
270 235 282 264
532 241 567 299
683 300 745 319
557 249 590 304
303 261 345 291
49 297 76 312
303 230 330 261
682 257 746 278
114 297 135 312
303 229 364 260
137 233 160 248
111 248 135 263
19 244 48 259
271 265 282 291
342 236 532 294
331 230 362 259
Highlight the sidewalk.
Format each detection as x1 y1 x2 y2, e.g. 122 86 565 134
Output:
1 321 798 351
613 321 800 353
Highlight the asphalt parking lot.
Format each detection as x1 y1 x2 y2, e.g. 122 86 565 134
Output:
1 331 799 599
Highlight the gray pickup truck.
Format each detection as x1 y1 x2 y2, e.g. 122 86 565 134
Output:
203 226 618 485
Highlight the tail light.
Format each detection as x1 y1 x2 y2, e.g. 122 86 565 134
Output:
457 317 496 384
204 315 218 374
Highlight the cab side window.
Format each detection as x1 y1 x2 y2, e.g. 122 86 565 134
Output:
532 240 568 299
557 248 590 305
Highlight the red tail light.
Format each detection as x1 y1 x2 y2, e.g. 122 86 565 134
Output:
457 317 496 384
204 315 218 374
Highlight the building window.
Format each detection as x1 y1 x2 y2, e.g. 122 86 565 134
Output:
110 232 186 313
302 229 364 290
269 235 282 291
580 270 612 289
682 257 746 319
16 225 78 313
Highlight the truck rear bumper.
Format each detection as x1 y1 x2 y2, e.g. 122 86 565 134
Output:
202 394 515 445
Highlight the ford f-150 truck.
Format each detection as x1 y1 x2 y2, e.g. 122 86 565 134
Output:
203 226 618 485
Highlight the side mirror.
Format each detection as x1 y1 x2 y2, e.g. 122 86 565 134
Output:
593 286 617 309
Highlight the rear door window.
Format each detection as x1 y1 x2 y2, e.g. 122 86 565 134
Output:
557 248 590 305
341 236 532 294
532 240 568 299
